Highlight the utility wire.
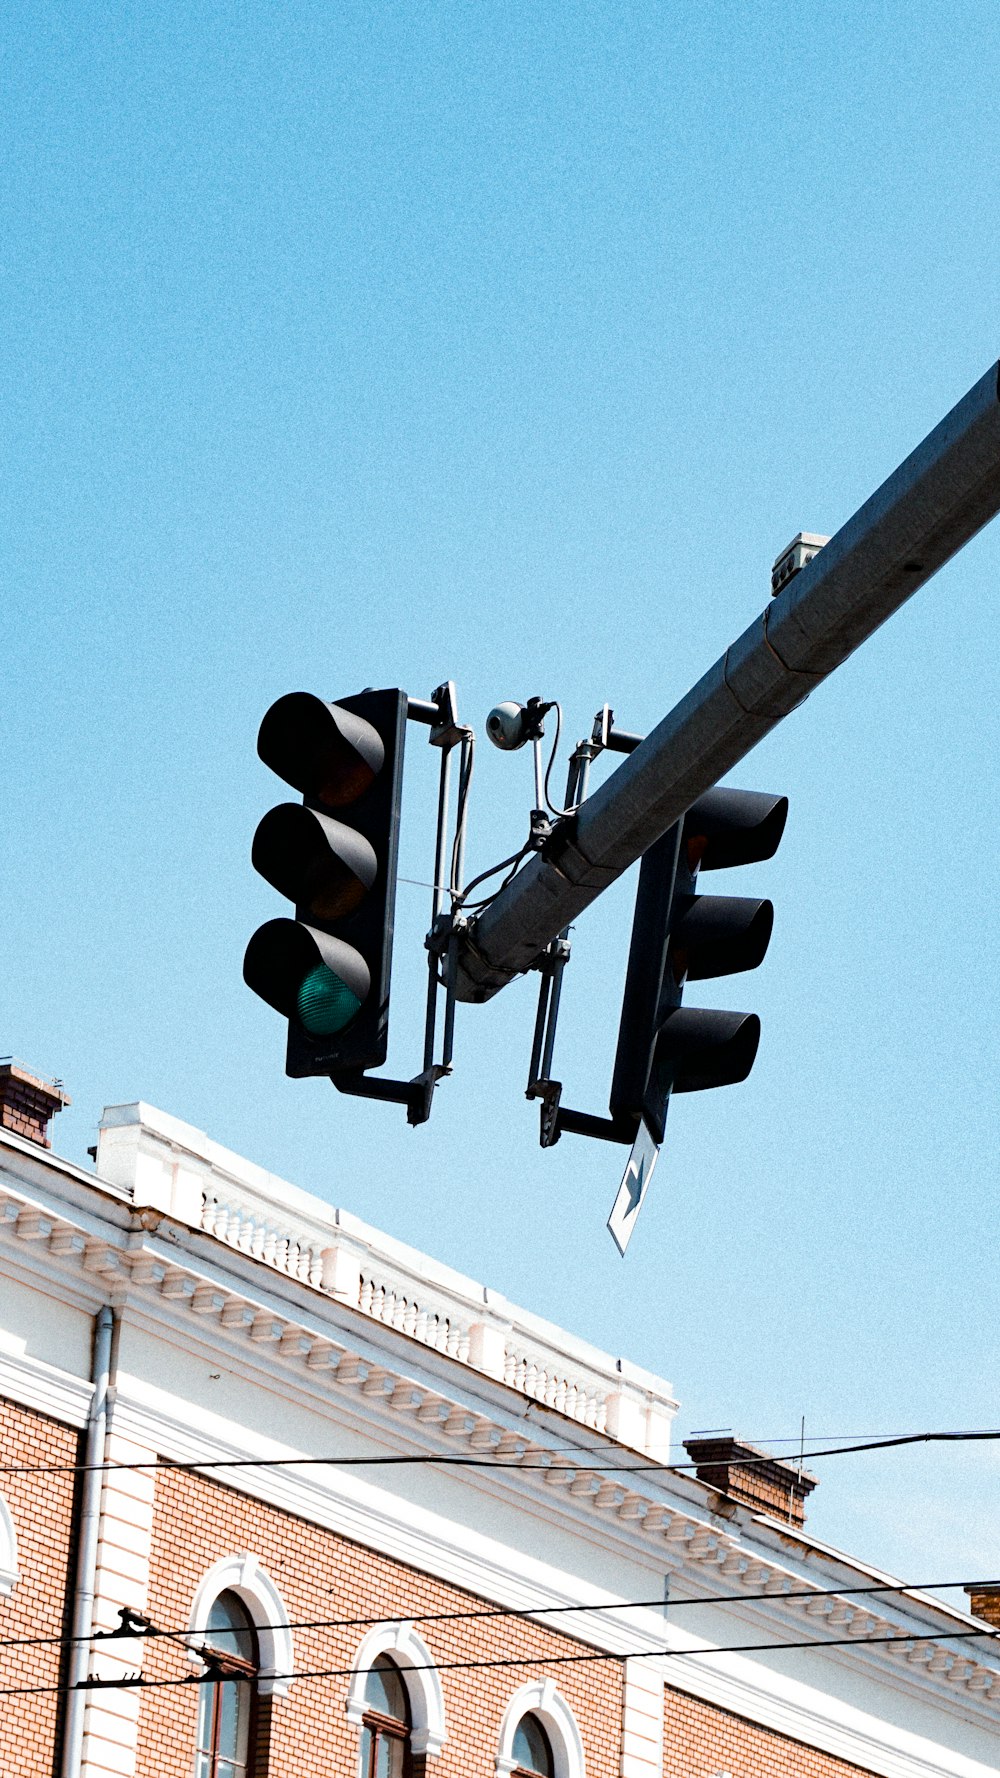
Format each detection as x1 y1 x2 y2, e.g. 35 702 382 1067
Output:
2 1624 996 1701
709 1430 955 1446
454 843 531 911
541 703 585 821
4 1427 999 1481
542 702 568 817
449 731 475 899
2 1575 998 1659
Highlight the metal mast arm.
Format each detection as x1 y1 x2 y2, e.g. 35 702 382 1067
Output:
455 360 1000 1003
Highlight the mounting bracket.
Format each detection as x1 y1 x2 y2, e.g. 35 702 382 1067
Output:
331 683 470 1126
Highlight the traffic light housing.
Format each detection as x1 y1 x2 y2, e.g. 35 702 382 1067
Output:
610 788 787 1143
244 688 407 1077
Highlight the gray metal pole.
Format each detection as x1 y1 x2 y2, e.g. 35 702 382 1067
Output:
61 1304 114 1778
456 360 1000 1002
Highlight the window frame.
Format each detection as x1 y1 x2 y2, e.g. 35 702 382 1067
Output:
345 1620 446 1759
511 1712 555 1778
360 1705 412 1778
0 1490 18 1597
194 1591 260 1778
495 1680 585 1778
185 1553 295 1701
360 1656 412 1778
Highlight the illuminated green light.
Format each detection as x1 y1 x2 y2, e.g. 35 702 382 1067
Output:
296 963 362 1036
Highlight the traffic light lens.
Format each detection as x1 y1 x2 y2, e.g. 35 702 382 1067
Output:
257 694 385 808
316 748 375 807
296 963 362 1036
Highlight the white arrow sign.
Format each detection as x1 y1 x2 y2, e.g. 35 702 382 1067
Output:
607 1119 660 1255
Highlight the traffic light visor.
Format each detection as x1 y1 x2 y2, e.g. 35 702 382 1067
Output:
671 895 774 981
244 919 371 1035
258 693 385 807
653 1006 761 1093
252 804 377 920
685 789 788 870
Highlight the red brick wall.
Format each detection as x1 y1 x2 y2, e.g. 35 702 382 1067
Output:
135 1466 624 1778
664 1686 875 1777
0 1395 81 1778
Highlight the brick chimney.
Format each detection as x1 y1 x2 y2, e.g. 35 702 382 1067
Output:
965 1586 1000 1629
684 1431 818 1526
0 1059 71 1149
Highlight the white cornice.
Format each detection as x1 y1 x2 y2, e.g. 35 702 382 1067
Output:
655 1647 1000 1778
0 1130 132 1210
0 1346 93 1429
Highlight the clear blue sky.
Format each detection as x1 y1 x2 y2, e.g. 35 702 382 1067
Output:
4 0 998 1591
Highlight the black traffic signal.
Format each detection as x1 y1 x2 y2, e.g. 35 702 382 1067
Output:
610 788 788 1143
244 688 407 1077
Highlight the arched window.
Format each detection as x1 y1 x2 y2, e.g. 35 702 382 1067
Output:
496 1682 584 1778
360 1654 411 1778
0 1491 18 1598
195 1590 258 1778
345 1620 446 1757
512 1714 554 1778
186 1553 294 1698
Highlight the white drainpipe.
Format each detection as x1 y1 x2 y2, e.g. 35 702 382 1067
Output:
61 1304 114 1778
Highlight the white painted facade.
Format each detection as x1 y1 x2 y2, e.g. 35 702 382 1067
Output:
0 1102 997 1778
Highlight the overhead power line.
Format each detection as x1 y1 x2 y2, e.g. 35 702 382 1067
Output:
1 1622 996 1702
2 1425 998 1480
1 1574 998 1659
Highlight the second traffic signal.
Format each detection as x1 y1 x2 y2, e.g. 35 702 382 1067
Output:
610 787 788 1143
243 688 407 1077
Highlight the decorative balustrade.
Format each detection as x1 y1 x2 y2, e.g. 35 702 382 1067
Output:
201 1186 327 1290
357 1274 471 1362
97 1101 678 1455
502 1345 607 1430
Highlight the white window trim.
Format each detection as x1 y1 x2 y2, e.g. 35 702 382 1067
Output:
496 1680 586 1778
186 1552 294 1698
346 1619 447 1757
0 1492 17 1597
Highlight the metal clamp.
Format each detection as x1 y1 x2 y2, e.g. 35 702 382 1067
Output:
332 682 471 1127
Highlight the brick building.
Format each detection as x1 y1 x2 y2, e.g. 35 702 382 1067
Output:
0 1080 997 1778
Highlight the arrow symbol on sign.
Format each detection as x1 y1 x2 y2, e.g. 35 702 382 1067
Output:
607 1120 661 1256
625 1152 646 1213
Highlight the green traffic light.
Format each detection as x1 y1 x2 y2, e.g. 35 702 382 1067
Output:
295 963 362 1036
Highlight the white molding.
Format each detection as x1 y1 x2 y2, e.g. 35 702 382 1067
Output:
108 1387 703 1659
495 1680 585 1778
345 1620 447 1756
0 1490 19 1596
0 1129 132 1206
0 1345 93 1428
186 1553 295 1699
657 1645 1000 1778
620 1657 663 1778
0 1217 115 1316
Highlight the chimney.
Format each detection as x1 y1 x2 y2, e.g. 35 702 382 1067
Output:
684 1430 818 1526
965 1586 1000 1629
0 1059 71 1149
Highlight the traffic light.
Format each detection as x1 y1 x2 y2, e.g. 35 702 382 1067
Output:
610 788 787 1143
244 688 407 1077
